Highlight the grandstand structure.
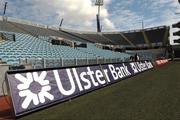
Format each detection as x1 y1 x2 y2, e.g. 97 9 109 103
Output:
0 16 170 69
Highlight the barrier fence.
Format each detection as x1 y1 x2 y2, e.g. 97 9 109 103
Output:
21 57 127 69
6 60 153 117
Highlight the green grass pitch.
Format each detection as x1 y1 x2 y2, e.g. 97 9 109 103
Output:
18 61 180 120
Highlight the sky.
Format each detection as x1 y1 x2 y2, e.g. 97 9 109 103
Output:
0 0 180 32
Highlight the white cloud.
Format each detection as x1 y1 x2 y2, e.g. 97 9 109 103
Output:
0 0 5 14
108 0 180 31
5 0 114 31
54 0 114 30
109 7 143 30
2 0 180 31
102 18 115 30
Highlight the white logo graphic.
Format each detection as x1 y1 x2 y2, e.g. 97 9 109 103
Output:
15 71 54 109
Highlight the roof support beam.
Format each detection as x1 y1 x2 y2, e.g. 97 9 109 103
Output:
98 33 116 45
162 27 169 45
119 33 136 47
142 31 150 45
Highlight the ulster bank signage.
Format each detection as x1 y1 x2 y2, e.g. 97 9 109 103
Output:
6 61 153 116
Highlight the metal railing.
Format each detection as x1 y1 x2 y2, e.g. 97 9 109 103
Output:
20 57 127 69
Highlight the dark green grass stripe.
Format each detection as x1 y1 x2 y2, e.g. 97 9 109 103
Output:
18 61 180 120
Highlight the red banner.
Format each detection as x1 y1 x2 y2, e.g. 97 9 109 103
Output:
155 59 169 66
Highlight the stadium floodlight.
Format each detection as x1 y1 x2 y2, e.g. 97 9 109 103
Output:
95 0 103 6
3 2 8 15
172 21 180 43
95 0 104 32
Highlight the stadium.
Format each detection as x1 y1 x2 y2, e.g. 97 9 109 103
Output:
0 0 180 120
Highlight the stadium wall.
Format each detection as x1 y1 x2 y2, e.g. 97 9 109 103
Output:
0 64 9 97
0 64 32 96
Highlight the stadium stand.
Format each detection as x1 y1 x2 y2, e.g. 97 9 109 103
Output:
0 20 88 43
126 48 166 60
0 16 170 68
103 33 131 46
12 21 89 43
145 26 169 45
59 26 169 48
77 43 129 61
0 15 172 101
0 31 130 68
60 29 94 43
122 31 145 45
83 33 115 44
0 32 85 66
0 21 26 33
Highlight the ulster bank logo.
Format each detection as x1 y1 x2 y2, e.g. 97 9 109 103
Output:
15 71 54 109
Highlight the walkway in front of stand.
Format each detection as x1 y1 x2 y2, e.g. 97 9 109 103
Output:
0 96 14 120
